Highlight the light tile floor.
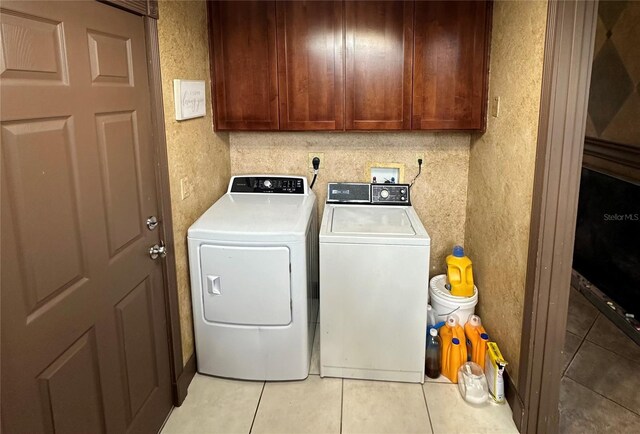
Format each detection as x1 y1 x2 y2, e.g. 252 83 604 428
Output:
161 323 518 434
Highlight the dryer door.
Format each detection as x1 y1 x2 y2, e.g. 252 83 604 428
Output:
200 245 292 325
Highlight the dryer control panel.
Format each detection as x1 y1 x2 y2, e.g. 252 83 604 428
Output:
371 184 410 205
230 176 306 194
228 175 307 194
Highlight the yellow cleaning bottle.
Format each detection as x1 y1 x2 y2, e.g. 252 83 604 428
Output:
465 314 489 366
440 315 467 383
446 245 474 297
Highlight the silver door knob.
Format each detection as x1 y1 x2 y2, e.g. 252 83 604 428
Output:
149 242 167 259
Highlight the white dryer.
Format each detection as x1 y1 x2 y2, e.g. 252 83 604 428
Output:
320 182 430 383
188 175 318 381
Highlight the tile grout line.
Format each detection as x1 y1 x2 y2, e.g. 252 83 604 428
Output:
563 375 640 418
583 335 640 367
574 292 640 365
340 379 344 434
422 382 436 434
248 381 266 434
563 331 586 377
584 311 599 337
563 313 599 376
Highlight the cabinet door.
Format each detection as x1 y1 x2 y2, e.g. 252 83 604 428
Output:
210 1 279 130
345 1 413 130
413 1 491 130
276 1 344 131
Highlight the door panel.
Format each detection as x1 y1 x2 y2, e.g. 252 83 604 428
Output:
276 1 344 130
1 2 172 433
412 1 490 130
210 1 279 130
37 330 106 434
1 117 85 311
95 111 145 257
115 278 159 424
200 245 292 326
345 1 413 130
0 9 68 83
87 30 133 85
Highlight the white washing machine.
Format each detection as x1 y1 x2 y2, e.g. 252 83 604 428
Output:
188 175 318 381
320 182 430 383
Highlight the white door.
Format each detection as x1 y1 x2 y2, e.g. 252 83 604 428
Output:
200 245 291 325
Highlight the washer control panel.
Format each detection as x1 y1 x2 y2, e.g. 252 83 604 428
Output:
371 184 410 204
326 183 371 203
230 176 306 194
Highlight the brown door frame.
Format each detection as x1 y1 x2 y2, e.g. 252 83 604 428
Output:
143 16 193 406
101 0 191 405
516 1 598 433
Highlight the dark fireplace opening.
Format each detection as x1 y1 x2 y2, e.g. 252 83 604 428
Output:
573 168 640 320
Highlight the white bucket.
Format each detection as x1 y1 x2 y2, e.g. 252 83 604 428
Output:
429 274 478 326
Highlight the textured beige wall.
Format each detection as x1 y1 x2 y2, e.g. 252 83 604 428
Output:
230 132 470 273
158 0 230 365
464 0 548 384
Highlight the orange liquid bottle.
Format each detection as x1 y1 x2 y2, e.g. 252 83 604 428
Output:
446 245 474 297
464 314 489 366
440 316 468 383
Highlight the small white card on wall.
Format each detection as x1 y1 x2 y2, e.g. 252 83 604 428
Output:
173 79 206 120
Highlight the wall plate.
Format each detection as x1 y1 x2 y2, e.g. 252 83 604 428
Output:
367 163 405 184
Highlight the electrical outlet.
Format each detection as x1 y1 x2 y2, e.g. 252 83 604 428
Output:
180 177 191 200
308 152 325 170
415 153 425 164
491 96 501 118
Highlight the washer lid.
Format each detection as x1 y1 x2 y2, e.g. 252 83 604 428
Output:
331 207 415 235
320 204 430 246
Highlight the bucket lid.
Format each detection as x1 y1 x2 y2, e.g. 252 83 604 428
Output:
429 274 478 304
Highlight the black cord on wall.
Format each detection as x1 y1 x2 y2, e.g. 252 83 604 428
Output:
310 157 320 189
410 158 423 187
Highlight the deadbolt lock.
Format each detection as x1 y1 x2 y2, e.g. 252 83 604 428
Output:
149 241 167 260
146 216 159 230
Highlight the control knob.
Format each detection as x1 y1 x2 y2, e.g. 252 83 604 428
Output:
380 189 390 199
263 179 272 189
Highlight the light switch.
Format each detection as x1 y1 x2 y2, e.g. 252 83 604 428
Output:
180 177 191 200
491 96 501 118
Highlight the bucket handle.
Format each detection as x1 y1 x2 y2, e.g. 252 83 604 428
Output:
437 306 460 317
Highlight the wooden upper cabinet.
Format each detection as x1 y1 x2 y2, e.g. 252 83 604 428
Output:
208 1 491 132
412 1 491 130
345 1 414 130
210 1 279 130
276 1 344 131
